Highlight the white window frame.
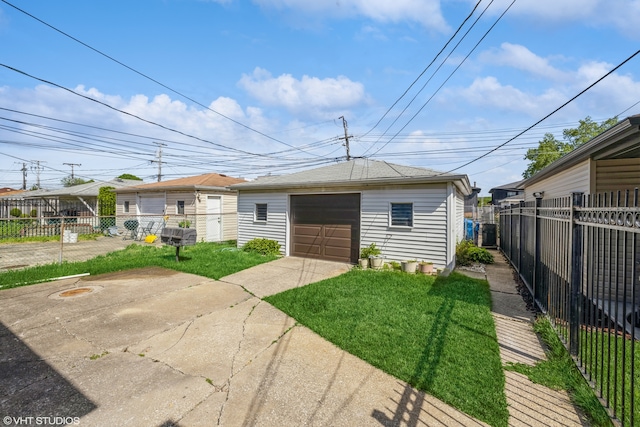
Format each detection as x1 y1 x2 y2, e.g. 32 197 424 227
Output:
389 202 413 228
176 200 185 215
255 203 268 222
123 201 130 213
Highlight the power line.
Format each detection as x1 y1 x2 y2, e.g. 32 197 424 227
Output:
0 0 321 157
369 0 516 157
362 0 496 155
359 0 484 139
441 49 640 174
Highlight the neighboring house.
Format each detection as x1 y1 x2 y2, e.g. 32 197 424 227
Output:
488 180 525 206
230 159 471 270
114 173 245 242
519 114 640 200
0 178 141 219
464 182 481 219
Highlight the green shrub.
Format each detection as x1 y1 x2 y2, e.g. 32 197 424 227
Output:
9 208 22 218
243 238 281 256
456 240 494 265
29 209 38 217
360 242 381 258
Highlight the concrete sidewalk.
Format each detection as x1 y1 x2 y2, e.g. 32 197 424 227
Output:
478 249 590 427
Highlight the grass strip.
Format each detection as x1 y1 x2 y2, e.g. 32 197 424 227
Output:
0 241 277 289
505 317 614 427
265 270 509 427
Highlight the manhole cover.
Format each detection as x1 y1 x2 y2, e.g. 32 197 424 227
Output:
60 288 93 297
49 285 103 300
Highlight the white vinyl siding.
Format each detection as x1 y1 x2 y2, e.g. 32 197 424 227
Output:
455 189 465 244
237 193 288 255
116 194 136 216
360 186 448 268
525 160 591 201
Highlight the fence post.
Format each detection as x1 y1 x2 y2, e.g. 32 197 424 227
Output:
518 200 524 274
533 195 542 306
569 192 584 355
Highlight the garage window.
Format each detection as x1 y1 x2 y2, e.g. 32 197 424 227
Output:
124 201 130 213
390 202 413 227
255 203 267 222
177 200 185 214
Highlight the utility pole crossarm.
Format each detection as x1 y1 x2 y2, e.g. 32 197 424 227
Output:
63 163 81 179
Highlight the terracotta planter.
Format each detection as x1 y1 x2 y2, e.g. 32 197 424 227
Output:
401 261 417 273
358 258 369 269
419 263 434 275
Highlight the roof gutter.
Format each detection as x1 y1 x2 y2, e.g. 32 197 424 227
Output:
231 174 472 194
522 116 640 187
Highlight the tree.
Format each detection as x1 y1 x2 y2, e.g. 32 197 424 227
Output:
117 173 143 181
61 176 94 187
522 116 618 179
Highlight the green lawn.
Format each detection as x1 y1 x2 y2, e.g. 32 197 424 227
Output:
264 270 509 427
0 241 278 289
580 327 640 427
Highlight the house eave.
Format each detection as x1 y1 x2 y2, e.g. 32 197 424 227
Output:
232 175 472 195
114 185 236 193
522 116 640 188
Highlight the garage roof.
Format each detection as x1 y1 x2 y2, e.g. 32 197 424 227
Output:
231 159 471 194
115 173 245 193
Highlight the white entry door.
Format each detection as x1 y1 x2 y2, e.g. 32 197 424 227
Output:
206 196 222 242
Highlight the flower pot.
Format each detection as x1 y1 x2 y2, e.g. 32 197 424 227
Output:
419 263 434 275
401 261 418 273
369 256 384 270
358 258 369 269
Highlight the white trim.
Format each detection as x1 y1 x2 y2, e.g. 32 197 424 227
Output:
446 182 455 271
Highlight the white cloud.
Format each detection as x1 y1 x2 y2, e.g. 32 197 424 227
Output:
477 0 640 39
479 43 569 82
457 76 567 116
252 0 449 32
238 67 368 118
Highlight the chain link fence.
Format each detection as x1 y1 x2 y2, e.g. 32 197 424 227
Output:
0 213 214 271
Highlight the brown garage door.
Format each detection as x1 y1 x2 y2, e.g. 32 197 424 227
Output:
290 194 360 263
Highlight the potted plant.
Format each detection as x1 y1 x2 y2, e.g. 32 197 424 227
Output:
418 261 434 275
401 259 418 273
360 243 383 270
178 220 191 228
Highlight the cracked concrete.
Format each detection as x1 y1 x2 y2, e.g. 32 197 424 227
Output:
2 257 502 426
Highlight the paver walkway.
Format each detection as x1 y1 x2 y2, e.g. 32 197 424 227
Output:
481 249 590 426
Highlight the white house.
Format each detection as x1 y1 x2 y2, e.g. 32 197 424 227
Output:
114 173 245 242
230 159 472 271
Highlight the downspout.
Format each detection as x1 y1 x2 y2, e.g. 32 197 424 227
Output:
445 182 456 274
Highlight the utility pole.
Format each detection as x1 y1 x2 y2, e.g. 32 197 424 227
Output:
30 160 45 189
338 116 351 161
63 163 81 179
15 162 27 190
152 142 166 182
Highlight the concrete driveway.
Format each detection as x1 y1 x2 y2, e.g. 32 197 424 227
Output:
0 257 486 427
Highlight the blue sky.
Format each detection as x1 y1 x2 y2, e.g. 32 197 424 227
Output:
1 0 639 195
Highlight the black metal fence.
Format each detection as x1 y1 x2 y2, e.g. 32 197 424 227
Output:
500 190 639 427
